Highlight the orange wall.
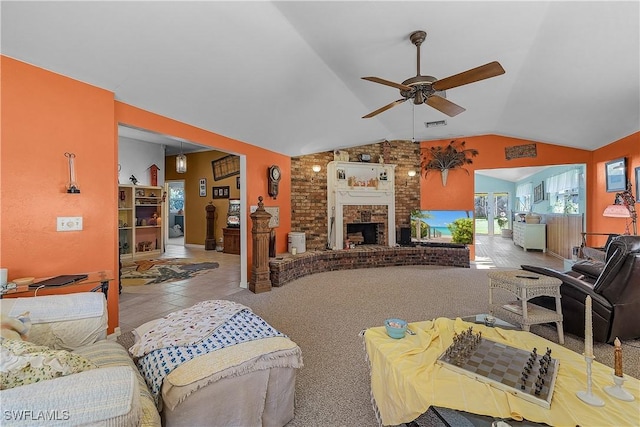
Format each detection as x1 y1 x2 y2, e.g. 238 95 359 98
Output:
1 56 119 328
115 103 292 271
419 135 594 259
1 56 291 333
589 132 640 245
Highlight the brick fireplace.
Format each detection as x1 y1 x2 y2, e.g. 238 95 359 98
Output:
344 205 388 246
327 161 396 250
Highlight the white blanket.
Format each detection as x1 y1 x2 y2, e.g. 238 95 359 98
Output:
129 300 248 358
8 293 104 323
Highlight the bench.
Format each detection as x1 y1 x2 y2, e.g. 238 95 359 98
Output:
269 245 470 287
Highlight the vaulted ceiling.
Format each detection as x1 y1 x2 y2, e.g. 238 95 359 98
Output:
2 1 638 158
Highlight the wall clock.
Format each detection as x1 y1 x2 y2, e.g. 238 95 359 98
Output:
268 165 281 199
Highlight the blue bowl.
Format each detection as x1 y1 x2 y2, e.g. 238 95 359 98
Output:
385 318 407 339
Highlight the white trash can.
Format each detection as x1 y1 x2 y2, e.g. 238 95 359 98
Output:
288 232 306 254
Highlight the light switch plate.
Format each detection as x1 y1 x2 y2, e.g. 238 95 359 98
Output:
57 216 83 231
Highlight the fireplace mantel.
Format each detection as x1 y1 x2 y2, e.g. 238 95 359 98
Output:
327 161 396 249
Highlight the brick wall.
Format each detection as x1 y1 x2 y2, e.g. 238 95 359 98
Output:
291 140 421 250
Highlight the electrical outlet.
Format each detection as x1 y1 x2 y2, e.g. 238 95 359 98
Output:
57 216 83 231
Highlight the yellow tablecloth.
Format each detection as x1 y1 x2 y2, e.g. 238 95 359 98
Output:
364 317 640 426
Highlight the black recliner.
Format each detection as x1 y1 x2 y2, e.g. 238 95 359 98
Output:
521 235 640 344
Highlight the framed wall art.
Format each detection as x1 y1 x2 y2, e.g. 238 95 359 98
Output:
533 182 545 203
605 157 626 192
199 178 207 197
213 186 230 199
635 166 640 200
212 155 240 181
236 176 240 190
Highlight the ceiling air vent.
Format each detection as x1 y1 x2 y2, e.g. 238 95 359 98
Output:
425 120 447 128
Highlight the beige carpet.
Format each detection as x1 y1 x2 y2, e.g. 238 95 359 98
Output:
119 266 640 426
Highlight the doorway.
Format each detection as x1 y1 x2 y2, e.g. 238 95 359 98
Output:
166 180 185 246
474 192 509 236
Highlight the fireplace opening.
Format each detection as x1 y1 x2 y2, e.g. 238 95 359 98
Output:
346 223 382 245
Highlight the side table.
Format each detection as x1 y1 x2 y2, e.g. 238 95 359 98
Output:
488 270 564 344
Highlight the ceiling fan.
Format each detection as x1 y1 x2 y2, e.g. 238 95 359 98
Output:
362 30 505 119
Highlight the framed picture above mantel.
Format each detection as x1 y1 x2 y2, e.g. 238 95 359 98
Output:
605 157 626 192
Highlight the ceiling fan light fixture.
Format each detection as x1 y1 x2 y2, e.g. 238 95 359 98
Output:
414 90 424 105
361 30 504 119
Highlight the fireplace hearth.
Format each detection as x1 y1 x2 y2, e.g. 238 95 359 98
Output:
347 222 383 245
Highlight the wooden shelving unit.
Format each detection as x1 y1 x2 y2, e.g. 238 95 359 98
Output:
119 185 164 260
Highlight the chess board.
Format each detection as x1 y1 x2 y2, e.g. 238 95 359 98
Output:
436 335 559 409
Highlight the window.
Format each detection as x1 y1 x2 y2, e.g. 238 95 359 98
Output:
546 169 581 214
169 187 184 213
516 183 532 212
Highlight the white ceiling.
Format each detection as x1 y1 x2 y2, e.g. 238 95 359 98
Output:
2 1 638 167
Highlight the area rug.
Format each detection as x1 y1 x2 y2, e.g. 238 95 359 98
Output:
121 258 219 286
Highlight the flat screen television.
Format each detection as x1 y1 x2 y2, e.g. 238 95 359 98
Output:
410 210 474 244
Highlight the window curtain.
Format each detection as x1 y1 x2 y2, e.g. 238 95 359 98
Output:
546 169 580 194
516 183 533 198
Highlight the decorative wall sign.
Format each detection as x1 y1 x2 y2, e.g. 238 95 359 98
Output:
213 186 230 199
533 182 545 203
212 155 240 181
605 157 627 192
199 178 207 197
505 144 537 160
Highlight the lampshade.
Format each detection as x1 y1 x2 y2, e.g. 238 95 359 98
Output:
603 204 631 218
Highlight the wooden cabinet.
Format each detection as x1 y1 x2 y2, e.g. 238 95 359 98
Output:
513 222 546 252
119 185 164 260
223 228 240 255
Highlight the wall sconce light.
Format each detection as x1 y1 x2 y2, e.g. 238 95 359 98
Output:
406 170 417 186
176 142 187 173
312 165 322 173
65 152 80 193
602 182 637 235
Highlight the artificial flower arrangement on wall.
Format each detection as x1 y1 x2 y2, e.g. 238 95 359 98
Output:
421 140 479 186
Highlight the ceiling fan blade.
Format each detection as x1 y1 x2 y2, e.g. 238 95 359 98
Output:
362 76 413 91
432 61 505 91
362 98 408 119
426 95 466 117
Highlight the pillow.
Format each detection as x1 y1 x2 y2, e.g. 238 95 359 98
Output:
0 339 97 390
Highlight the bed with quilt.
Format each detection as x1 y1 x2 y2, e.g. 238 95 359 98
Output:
129 300 303 427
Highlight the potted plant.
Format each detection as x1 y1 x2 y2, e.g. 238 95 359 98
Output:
421 140 479 186
497 213 512 238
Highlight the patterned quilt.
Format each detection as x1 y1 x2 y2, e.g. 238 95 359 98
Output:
135 308 285 404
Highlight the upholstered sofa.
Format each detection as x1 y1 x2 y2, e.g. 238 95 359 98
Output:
522 235 640 344
1 293 303 427
1 292 161 426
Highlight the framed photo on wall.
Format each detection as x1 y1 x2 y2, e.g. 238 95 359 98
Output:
236 176 240 189
605 157 627 192
213 186 230 199
199 178 207 197
533 182 544 203
635 166 640 200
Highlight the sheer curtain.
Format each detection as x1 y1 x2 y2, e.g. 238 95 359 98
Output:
516 182 533 211
546 169 580 194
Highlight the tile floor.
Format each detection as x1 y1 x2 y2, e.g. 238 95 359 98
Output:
118 235 565 334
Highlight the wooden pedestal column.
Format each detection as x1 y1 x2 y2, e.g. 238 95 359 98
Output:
205 202 216 250
250 196 272 293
